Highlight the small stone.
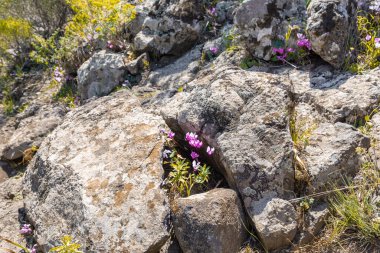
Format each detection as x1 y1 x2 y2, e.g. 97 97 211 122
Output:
77 50 126 99
173 188 247 253
253 198 298 251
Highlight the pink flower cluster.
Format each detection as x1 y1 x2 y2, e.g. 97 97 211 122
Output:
185 132 203 149
185 132 214 171
209 46 219 55
272 33 312 62
296 33 312 50
54 67 64 83
273 47 295 62
107 40 114 49
20 224 32 235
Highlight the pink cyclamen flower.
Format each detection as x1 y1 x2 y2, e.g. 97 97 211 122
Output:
20 224 32 235
273 48 287 62
30 245 37 253
192 160 200 171
273 47 285 55
191 151 199 160
206 146 215 156
296 33 311 50
209 46 218 54
210 7 217 16
185 132 198 142
189 139 203 149
375 38 380 48
366 34 372 41
287 47 295 53
167 131 175 139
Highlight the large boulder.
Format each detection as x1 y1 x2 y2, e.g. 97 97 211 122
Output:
304 123 370 192
77 50 126 99
234 0 306 60
1 104 66 160
23 91 170 252
306 0 357 68
173 188 247 253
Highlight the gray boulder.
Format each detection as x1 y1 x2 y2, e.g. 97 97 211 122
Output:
77 50 126 99
23 91 170 252
173 188 247 253
253 198 298 251
126 53 149 75
306 0 357 68
304 123 370 192
297 203 330 245
234 0 306 60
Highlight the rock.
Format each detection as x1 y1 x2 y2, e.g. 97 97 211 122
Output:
253 198 298 251
145 46 202 90
77 50 126 99
1 104 66 161
306 0 357 68
23 91 170 252
304 123 370 192
0 117 16 159
167 0 205 22
215 1 239 24
162 66 295 250
0 177 25 250
289 67 380 123
298 203 330 245
173 188 247 253
0 161 16 183
125 52 149 75
234 0 306 60
159 238 182 253
133 16 200 56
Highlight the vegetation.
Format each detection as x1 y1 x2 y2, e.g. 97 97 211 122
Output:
0 234 83 253
271 25 312 67
0 0 137 74
348 11 380 73
161 130 213 197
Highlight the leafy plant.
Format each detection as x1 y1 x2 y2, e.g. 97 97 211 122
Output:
0 236 33 253
49 235 83 253
161 130 213 197
240 57 259 69
300 197 314 211
166 152 211 197
1 84 14 115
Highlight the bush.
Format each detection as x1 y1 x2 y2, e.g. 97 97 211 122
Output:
0 17 32 68
55 0 136 72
